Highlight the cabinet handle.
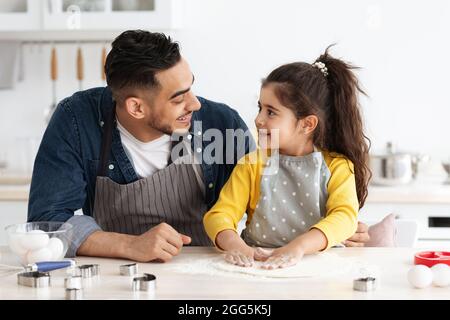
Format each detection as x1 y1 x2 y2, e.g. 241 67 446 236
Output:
428 217 450 228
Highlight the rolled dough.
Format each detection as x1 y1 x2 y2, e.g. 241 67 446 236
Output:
212 252 352 278
170 252 353 279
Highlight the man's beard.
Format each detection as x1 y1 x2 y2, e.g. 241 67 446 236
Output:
147 117 173 136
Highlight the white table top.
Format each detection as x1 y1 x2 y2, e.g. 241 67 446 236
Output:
1 246 449 300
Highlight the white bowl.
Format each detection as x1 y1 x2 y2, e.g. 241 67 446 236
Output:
5 222 73 266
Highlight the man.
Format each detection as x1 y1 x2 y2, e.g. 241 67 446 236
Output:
28 30 369 263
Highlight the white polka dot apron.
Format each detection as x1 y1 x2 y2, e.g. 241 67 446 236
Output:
242 149 331 248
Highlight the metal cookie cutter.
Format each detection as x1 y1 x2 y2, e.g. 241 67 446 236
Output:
65 275 83 289
77 264 100 278
132 273 156 292
120 263 138 276
353 277 377 292
17 271 51 288
65 288 83 300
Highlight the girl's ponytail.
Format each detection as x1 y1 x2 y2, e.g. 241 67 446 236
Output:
316 46 371 208
262 45 371 208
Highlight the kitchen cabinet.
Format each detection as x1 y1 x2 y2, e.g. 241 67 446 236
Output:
360 184 450 246
0 0 183 36
0 184 83 246
0 184 28 246
42 0 184 31
0 0 41 31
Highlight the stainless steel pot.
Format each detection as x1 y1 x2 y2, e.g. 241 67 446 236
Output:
370 142 427 186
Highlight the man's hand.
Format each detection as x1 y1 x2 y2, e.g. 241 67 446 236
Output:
126 222 191 262
343 221 370 247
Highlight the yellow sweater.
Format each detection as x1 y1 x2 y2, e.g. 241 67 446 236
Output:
203 149 359 250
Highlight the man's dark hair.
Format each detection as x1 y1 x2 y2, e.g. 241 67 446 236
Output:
105 30 181 100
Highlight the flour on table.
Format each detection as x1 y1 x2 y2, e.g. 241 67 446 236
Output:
169 252 354 279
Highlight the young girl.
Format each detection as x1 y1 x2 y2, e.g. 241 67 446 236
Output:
203 47 371 269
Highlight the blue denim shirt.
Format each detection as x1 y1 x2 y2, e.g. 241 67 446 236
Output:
28 87 255 256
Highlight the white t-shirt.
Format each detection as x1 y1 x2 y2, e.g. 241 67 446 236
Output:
117 120 172 178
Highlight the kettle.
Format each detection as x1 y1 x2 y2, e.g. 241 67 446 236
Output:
369 142 428 186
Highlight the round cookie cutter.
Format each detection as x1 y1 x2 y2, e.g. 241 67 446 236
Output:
120 263 138 276
65 275 83 289
132 273 156 292
65 288 83 300
76 264 100 278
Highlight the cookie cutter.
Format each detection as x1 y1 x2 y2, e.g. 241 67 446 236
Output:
64 275 83 289
65 288 83 300
353 277 377 292
76 264 100 278
132 273 156 292
120 263 138 276
17 271 51 288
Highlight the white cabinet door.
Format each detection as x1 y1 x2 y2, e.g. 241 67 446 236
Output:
0 0 41 31
42 0 184 31
360 203 450 241
0 201 28 245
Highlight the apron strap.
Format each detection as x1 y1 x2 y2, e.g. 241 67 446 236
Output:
97 102 116 177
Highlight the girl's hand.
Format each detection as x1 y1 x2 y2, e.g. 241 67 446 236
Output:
217 230 256 267
224 246 255 267
261 245 305 269
224 247 275 267
254 247 274 261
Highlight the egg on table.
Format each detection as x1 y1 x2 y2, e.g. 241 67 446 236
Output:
431 263 450 287
407 265 433 289
19 230 50 251
47 237 64 260
26 247 53 264
8 234 28 256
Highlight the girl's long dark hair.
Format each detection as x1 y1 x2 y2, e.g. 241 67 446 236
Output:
262 45 371 208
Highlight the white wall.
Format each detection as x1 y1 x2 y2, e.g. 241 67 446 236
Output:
1 0 449 175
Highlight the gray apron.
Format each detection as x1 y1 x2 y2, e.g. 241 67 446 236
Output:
242 149 331 247
92 104 212 246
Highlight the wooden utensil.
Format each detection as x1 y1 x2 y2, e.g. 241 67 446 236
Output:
101 46 107 84
77 46 84 91
44 46 58 123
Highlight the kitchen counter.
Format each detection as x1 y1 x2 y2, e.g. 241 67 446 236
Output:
1 246 449 300
367 183 450 204
0 184 29 201
1 181 450 204
0 173 31 201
